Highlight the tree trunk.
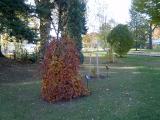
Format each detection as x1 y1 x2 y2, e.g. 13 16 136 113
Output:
135 27 138 51
0 42 4 57
39 18 51 59
135 40 138 51
34 0 51 60
108 46 114 63
148 23 153 49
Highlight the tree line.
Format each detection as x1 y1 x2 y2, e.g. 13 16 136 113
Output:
0 0 87 63
83 0 160 59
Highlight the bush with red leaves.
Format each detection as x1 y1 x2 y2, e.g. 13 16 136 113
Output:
41 37 89 103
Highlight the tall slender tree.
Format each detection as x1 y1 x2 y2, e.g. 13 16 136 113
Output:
34 0 53 59
66 0 87 63
34 0 87 62
129 7 149 50
53 0 68 38
99 22 112 49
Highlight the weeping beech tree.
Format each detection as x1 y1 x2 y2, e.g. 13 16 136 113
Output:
40 0 89 103
41 37 89 103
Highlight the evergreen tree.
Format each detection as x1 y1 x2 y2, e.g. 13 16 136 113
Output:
107 24 134 57
34 0 87 62
66 0 87 63
54 0 68 38
34 0 53 59
0 0 36 57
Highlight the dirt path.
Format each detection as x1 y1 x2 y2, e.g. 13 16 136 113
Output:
128 50 160 57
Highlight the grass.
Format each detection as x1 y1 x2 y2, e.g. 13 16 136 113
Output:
143 46 160 53
83 51 107 57
0 56 160 120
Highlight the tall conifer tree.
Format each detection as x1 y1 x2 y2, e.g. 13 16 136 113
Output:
0 0 36 57
66 0 87 63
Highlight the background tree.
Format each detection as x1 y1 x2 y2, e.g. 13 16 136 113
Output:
0 39 3 57
65 0 87 63
132 0 160 49
34 0 53 59
129 7 149 50
99 22 112 50
107 24 134 57
98 19 116 63
98 22 114 62
133 0 160 23
34 0 87 63
0 0 36 57
83 34 93 49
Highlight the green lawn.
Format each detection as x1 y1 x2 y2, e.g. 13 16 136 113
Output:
0 56 160 120
146 46 160 52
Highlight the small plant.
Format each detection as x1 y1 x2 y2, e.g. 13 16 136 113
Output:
91 67 97 77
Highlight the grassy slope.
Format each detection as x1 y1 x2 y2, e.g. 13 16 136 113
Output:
0 56 160 120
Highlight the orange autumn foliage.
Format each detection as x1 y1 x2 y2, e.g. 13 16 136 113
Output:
41 37 89 103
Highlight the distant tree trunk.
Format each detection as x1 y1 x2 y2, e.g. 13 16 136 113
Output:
148 23 153 49
34 0 51 60
39 17 51 59
108 46 114 63
0 44 4 57
135 40 138 51
135 25 138 51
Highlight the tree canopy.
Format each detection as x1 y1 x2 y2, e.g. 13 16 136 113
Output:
132 0 160 49
34 0 87 62
0 0 36 57
66 0 87 63
0 0 36 42
133 0 160 23
99 22 112 49
129 6 150 49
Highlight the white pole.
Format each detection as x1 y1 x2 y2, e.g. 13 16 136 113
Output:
89 43 92 65
89 42 92 75
96 41 99 77
96 52 99 77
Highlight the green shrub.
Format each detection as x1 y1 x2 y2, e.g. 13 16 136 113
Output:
107 24 134 57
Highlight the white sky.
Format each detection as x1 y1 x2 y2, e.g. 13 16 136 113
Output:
87 0 131 33
28 0 131 33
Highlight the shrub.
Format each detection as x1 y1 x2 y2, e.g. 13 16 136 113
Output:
107 24 134 57
41 37 89 103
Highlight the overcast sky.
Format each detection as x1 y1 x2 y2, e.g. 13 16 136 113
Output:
87 0 132 33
